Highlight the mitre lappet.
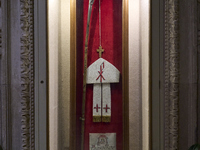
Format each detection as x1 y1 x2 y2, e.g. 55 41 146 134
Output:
86 58 120 122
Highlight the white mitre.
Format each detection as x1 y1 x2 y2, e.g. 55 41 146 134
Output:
86 58 120 122
86 58 120 84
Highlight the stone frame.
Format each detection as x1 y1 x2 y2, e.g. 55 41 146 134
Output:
152 0 180 149
0 0 47 149
20 0 35 149
164 0 180 149
163 0 200 149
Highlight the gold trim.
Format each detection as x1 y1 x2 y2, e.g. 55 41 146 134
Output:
102 116 111 122
93 116 102 122
122 0 129 149
70 0 76 149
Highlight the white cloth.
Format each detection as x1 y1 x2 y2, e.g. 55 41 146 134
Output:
87 58 120 122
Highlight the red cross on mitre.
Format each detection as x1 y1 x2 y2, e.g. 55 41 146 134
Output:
94 104 101 112
103 105 110 113
96 62 105 82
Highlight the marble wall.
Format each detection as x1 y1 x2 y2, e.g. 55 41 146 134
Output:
49 0 70 149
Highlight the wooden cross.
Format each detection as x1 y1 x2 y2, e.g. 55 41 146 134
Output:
97 46 104 58
103 105 110 113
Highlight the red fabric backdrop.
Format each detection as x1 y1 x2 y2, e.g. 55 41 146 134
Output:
76 0 122 149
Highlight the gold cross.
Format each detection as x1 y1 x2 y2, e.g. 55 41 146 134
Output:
97 46 104 58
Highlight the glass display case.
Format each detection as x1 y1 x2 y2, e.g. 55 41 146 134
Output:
70 0 129 149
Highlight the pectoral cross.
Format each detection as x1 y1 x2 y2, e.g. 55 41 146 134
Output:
97 46 104 58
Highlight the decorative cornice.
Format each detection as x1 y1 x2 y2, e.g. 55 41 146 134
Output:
20 0 34 149
165 0 179 149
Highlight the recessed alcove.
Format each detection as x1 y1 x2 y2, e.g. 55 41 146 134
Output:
48 0 150 149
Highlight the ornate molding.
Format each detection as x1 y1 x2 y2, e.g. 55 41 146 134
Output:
20 0 34 149
164 0 179 149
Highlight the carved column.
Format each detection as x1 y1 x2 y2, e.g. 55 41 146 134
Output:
164 0 179 149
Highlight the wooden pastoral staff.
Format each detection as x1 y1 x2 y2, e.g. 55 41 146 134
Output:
86 47 120 122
